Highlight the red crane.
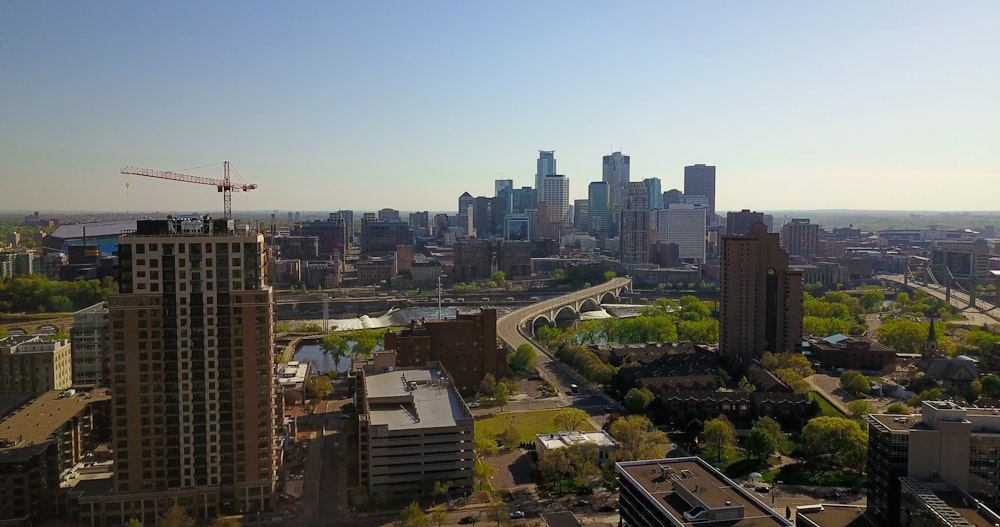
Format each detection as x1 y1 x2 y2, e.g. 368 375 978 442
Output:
120 161 257 219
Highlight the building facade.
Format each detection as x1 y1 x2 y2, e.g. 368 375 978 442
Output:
780 218 820 258
720 222 803 359
588 181 611 236
72 303 110 387
683 164 716 221
602 152 630 220
539 174 570 225
619 182 649 270
661 204 707 262
727 209 765 236
0 336 73 394
535 151 557 204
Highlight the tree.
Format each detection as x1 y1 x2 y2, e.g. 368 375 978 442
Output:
494 383 510 411
429 506 449 527
761 352 815 378
623 387 655 413
801 416 867 472
508 344 537 371
755 416 787 453
432 480 451 501
609 415 670 461
744 425 778 461
485 498 508 527
603 271 617 282
491 271 506 287
982 374 1000 399
395 502 429 527
553 408 590 431
212 518 241 527
350 329 382 358
885 402 910 415
479 373 497 397
538 443 600 492
320 334 351 372
847 399 876 420
861 290 886 312
551 268 565 280
126 519 144 527
839 370 871 396
305 374 333 400
775 368 811 394
738 376 757 393
157 506 195 527
474 459 497 491
702 415 736 462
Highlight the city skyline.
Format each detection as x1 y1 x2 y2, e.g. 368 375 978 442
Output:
2 1 998 212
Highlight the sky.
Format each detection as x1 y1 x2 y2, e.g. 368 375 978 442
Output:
1 1 998 214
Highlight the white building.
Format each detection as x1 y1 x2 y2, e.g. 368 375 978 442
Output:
660 204 707 262
539 174 570 224
535 430 618 462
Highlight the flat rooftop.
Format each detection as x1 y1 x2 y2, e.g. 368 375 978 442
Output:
795 505 873 527
868 413 924 431
364 368 468 430
538 430 617 450
617 457 792 526
0 388 110 447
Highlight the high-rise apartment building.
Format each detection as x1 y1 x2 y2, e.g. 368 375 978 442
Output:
294 213 347 260
603 151 630 218
780 218 819 257
727 209 765 236
619 182 649 270
719 222 803 359
377 208 401 223
539 174 570 225
534 151 557 203
72 302 109 386
683 164 716 221
408 211 430 237
588 182 611 236
99 217 278 521
662 204 707 262
643 178 663 210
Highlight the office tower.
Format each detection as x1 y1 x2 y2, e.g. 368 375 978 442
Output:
505 213 529 241
494 179 513 198
295 213 347 260
509 187 536 214
663 188 683 207
727 209 765 236
107 217 277 518
377 208 401 223
643 178 663 209
539 174 570 225
72 302 109 386
471 196 495 238
457 192 474 216
867 401 1000 526
602 151 631 218
337 210 354 244
355 362 474 496
588 182 611 236
720 222 803 360
683 164 716 220
780 218 819 257
408 211 430 237
662 204 707 262
573 199 590 231
619 182 649 269
534 151 557 203
360 221 413 256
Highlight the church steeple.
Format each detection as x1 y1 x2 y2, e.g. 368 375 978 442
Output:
923 315 938 356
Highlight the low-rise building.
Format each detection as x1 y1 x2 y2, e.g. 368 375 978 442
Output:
356 257 397 287
276 361 309 404
355 362 474 496
0 336 73 394
535 431 618 462
807 334 896 371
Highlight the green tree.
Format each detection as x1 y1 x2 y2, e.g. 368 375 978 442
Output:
775 368 811 394
623 387 655 413
744 425 778 460
756 417 787 453
738 376 757 393
395 502 429 527
485 498 508 527
876 318 946 353
982 374 1000 399
702 415 736 462
429 506 448 527
305 374 333 400
475 427 499 456
126 519 144 527
609 415 669 461
885 402 910 415
538 443 600 492
603 271 616 282
474 459 497 491
861 290 886 312
508 344 537 371
320 334 350 372
490 271 506 287
350 329 382 358
553 408 590 431
479 373 497 397
551 268 566 280
761 352 814 378
157 506 195 527
212 518 241 527
847 399 876 420
802 416 867 472
494 383 510 411
839 370 871 396
432 480 451 501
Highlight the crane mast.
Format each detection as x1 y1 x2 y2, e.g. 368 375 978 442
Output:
120 161 257 218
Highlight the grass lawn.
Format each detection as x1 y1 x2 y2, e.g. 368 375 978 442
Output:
762 462 865 489
477 409 596 444
809 391 846 418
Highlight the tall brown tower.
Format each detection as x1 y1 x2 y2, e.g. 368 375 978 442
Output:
720 222 803 360
107 217 278 519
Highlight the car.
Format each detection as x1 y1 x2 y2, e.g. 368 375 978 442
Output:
509 511 525 519
596 505 616 512
468 402 481 408
572 500 589 508
458 516 477 525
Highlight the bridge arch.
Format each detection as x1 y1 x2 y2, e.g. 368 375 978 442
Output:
554 306 578 322
531 315 552 335
579 298 602 312
599 292 618 305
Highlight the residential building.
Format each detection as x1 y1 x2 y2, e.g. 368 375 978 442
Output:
82 217 279 525
453 240 530 281
271 235 319 261
535 431 618 462
356 257 397 287
1 389 111 526
727 209 765 236
72 303 110 387
383 309 508 394
294 214 347 260
360 221 412 257
867 401 1000 526
377 208 400 223
619 182 649 270
662 204 707 262
539 174 570 225
302 259 341 289
643 178 663 210
588 182 611 236
616 457 792 527
683 164 716 221
355 363 474 496
0 336 73 394
408 211 430 237
535 151 557 204
720 222 803 359
781 219 820 257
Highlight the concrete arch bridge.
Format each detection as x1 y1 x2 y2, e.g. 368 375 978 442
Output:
496 277 633 343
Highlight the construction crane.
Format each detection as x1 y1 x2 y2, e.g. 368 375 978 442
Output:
120 161 257 219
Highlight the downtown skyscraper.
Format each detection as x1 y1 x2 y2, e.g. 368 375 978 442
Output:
683 164 716 221
619 182 649 270
534 150 556 204
602 151 630 218
99 217 279 523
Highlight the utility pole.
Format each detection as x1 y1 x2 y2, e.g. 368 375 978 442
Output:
437 275 444 319
322 295 330 333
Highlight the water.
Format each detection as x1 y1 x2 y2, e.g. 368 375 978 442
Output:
294 343 356 373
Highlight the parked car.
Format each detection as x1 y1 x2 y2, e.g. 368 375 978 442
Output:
468 402 481 408
459 516 477 524
572 500 589 508
509 511 525 519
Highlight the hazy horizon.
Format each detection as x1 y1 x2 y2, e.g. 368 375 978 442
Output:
2 1 998 212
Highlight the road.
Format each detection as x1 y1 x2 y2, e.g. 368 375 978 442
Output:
878 274 1000 324
495 278 632 418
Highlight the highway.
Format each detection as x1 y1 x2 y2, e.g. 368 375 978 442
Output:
496 277 631 415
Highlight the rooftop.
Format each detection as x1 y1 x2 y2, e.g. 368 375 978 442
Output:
276 361 309 388
617 457 792 526
0 388 110 447
364 367 469 430
901 478 1000 527
49 220 138 240
537 430 618 451
795 505 873 527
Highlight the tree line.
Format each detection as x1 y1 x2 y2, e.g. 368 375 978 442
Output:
0 275 117 313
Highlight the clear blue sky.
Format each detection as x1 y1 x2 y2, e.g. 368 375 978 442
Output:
2 1 998 214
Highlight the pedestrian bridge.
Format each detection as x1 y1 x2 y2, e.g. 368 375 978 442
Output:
497 277 633 338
